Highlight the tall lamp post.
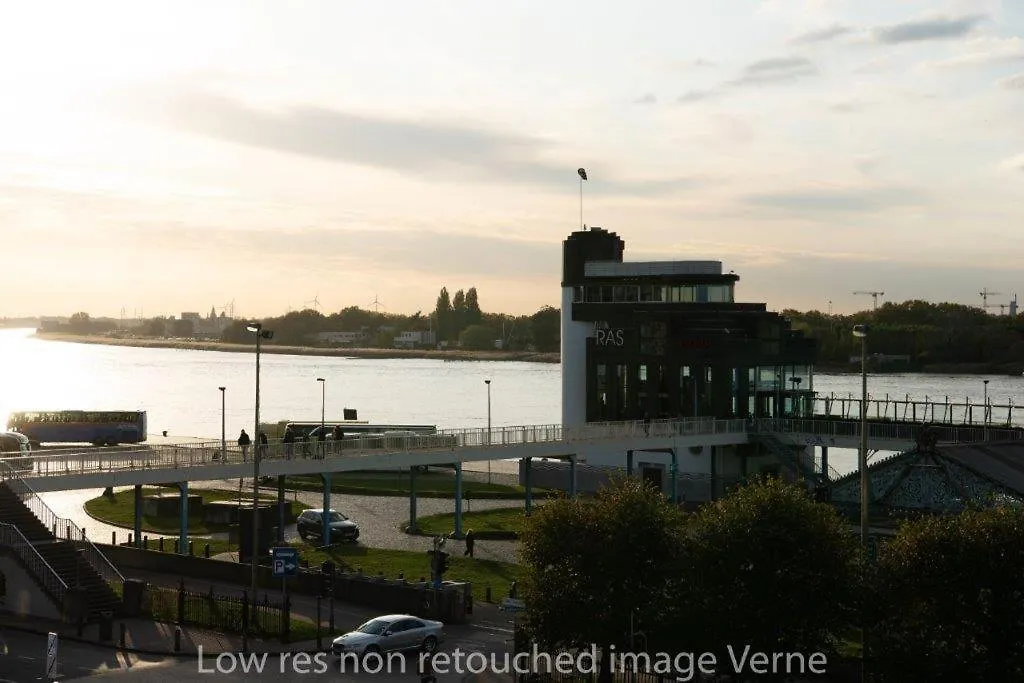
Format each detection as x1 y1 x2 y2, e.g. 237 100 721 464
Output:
317 377 326 456
983 379 989 441
246 322 273 606
219 386 226 460
852 324 869 548
484 379 492 484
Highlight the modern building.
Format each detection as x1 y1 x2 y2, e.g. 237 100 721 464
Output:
561 227 818 427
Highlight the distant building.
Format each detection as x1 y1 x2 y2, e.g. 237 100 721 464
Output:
394 330 436 349
181 311 233 338
312 331 368 346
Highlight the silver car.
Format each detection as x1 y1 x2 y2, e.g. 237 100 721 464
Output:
331 614 444 657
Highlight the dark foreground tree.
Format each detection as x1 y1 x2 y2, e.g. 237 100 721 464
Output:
674 477 861 676
519 478 686 680
871 506 1024 682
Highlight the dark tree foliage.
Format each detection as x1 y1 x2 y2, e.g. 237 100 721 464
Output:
519 478 686 662
435 288 452 341
671 478 861 671
464 287 482 327
870 506 1024 682
530 306 560 352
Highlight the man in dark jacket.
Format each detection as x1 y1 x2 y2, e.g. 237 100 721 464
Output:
237 429 251 461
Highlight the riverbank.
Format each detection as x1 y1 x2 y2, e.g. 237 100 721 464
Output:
34 332 560 363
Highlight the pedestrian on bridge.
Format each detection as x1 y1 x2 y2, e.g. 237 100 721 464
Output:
237 429 251 461
283 427 295 459
464 529 475 557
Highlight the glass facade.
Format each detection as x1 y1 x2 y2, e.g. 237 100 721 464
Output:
582 283 734 304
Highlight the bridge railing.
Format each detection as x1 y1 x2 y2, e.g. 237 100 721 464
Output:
0 462 124 590
812 394 1021 428
753 417 1024 444
0 521 68 605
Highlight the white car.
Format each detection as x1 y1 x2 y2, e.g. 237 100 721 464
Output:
331 614 444 658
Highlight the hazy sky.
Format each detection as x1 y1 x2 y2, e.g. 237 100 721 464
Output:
1 0 1022 319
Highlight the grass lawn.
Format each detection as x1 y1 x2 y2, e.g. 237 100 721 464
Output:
129 537 239 556
411 507 527 538
292 540 523 604
86 487 309 535
285 470 553 500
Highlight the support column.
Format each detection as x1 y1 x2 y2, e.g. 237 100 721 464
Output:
409 466 418 532
523 458 533 516
821 446 829 481
569 456 577 498
321 473 332 545
454 462 464 538
276 476 286 544
133 485 142 549
177 482 189 555
626 450 634 477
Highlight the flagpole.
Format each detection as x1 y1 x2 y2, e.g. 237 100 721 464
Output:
579 175 583 229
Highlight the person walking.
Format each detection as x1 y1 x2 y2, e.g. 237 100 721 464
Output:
258 432 269 459
282 427 295 460
464 529 475 558
237 429 251 461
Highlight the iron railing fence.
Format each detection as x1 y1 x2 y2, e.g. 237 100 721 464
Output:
0 521 68 605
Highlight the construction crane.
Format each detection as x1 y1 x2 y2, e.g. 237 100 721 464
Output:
853 291 885 311
979 288 1002 310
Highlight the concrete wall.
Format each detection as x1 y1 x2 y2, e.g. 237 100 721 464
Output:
0 554 62 620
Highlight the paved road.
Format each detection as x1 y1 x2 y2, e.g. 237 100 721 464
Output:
0 628 173 682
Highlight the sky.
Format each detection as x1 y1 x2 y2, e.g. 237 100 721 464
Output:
1 0 1022 319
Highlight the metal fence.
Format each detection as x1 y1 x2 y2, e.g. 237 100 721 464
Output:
0 521 68 605
143 582 289 638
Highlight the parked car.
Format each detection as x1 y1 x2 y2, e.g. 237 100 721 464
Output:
296 509 359 543
331 614 444 658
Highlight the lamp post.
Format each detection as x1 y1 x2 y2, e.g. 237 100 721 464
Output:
485 379 492 484
246 321 273 607
219 387 226 460
317 377 326 456
852 324 869 548
983 379 989 441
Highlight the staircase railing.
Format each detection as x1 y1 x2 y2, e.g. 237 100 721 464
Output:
0 521 68 606
754 433 822 485
0 462 124 591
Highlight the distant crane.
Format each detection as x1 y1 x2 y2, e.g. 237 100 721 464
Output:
979 288 1002 310
853 291 885 311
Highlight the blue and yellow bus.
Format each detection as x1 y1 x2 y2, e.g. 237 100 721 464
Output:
6 410 148 447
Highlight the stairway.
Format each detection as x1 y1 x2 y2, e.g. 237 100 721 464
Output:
753 433 824 486
0 483 121 621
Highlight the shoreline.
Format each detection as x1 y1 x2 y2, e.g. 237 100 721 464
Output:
34 332 560 363
32 332 1024 375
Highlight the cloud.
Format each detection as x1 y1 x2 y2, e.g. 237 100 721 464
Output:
929 36 1024 67
633 93 658 104
827 99 869 113
789 24 853 45
110 85 698 197
872 14 985 44
1001 154 1024 172
999 73 1024 90
742 186 927 213
729 56 817 86
676 89 721 104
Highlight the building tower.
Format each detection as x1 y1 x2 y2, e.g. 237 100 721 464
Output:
561 227 624 427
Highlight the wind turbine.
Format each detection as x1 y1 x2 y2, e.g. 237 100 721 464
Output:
304 294 322 313
369 294 386 313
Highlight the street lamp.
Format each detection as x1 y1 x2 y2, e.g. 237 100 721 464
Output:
852 325 869 548
219 387 226 460
317 377 326 457
484 379 492 484
246 321 273 607
983 379 989 441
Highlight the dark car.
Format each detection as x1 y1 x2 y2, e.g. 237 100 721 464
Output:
297 508 359 543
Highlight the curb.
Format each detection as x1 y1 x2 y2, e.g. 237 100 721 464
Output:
1 622 327 659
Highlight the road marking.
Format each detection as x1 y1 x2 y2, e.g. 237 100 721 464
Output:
17 655 34 661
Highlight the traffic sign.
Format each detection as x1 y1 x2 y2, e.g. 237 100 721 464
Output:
45 632 58 680
271 547 300 577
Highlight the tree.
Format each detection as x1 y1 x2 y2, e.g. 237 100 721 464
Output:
672 478 861 672
465 287 482 327
520 478 686 680
435 288 452 342
458 324 495 350
171 318 195 338
452 289 466 339
530 306 560 352
870 506 1024 682
68 312 91 333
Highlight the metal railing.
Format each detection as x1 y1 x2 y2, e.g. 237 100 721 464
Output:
0 462 124 590
0 521 68 605
7 417 749 479
812 393 1021 427
750 417 1024 445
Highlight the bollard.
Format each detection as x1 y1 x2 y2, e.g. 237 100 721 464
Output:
204 543 210 558
120 623 126 649
486 586 492 603
189 540 194 556
112 531 116 545
128 532 133 546
159 538 164 552
174 627 181 652
398 571 404 580
143 536 149 549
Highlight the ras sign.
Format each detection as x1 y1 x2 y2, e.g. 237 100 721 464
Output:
595 328 626 346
